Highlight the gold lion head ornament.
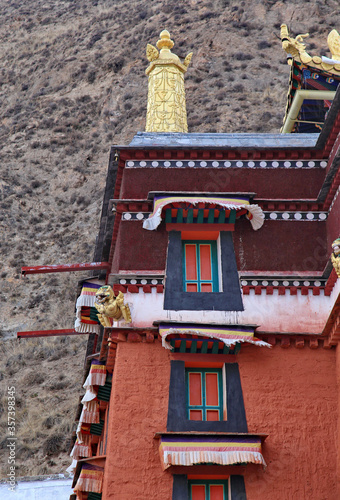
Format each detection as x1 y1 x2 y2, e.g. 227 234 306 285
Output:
94 285 131 327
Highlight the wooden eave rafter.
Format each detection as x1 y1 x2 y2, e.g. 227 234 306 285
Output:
21 262 110 276
117 145 324 162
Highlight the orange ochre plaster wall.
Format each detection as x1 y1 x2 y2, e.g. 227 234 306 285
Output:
240 345 338 499
102 341 338 499
102 341 173 500
337 344 340 497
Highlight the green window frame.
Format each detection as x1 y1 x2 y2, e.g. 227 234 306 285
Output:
189 479 229 500
185 368 223 421
182 240 219 292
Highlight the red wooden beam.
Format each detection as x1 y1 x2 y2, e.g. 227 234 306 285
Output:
21 262 110 276
17 329 86 339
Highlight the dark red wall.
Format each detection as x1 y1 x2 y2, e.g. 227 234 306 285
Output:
112 219 327 273
121 167 325 200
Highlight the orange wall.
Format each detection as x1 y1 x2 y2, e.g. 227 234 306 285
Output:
102 342 338 499
102 341 172 500
337 344 340 496
240 345 338 499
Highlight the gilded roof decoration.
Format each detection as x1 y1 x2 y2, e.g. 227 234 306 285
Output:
280 24 340 133
145 30 193 133
281 24 340 75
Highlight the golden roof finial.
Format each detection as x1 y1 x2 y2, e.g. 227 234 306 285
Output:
157 29 174 50
328 30 340 60
145 30 192 133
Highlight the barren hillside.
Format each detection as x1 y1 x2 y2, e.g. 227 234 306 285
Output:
1 0 339 479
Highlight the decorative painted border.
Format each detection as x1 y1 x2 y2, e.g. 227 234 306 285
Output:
125 159 328 169
122 211 328 221
108 273 333 297
264 211 328 220
113 274 326 288
122 212 150 221
240 278 325 287
116 276 164 286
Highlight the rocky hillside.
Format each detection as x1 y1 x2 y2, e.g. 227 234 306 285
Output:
1 0 339 479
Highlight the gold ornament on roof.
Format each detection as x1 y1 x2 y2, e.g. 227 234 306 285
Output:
145 30 193 133
146 44 159 62
281 24 312 64
94 286 131 327
328 30 340 61
331 238 340 278
280 24 340 74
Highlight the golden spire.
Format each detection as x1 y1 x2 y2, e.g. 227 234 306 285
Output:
145 30 192 133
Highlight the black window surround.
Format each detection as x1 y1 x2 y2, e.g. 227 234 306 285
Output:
167 361 248 433
164 231 243 311
172 474 247 500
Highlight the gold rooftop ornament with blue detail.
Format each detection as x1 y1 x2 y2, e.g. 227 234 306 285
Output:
145 30 193 133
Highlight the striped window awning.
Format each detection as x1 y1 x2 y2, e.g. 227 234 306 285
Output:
143 195 264 231
158 433 267 470
159 323 271 350
73 463 104 494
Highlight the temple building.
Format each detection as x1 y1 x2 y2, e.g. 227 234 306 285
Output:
51 27 340 499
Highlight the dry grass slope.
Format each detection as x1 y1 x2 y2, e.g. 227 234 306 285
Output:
0 0 339 478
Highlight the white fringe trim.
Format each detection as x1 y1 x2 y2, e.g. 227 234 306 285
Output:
70 439 92 460
66 459 78 474
74 476 103 493
143 199 264 231
79 401 100 424
81 386 98 403
76 294 97 308
161 328 271 349
163 450 266 469
83 371 107 389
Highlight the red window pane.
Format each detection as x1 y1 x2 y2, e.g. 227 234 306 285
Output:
185 244 197 280
205 373 219 406
189 372 202 406
190 409 203 420
200 283 212 293
210 485 224 500
187 283 198 292
206 410 220 421
199 244 212 280
191 485 206 500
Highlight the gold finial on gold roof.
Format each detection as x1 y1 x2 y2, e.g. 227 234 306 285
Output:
145 30 193 133
328 30 340 61
156 29 174 50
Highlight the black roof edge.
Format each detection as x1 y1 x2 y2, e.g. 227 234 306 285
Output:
92 146 120 266
316 85 340 150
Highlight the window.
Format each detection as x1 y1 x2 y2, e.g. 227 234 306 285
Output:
167 361 247 433
189 480 229 500
182 241 219 292
164 231 243 312
186 368 223 421
172 475 246 500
